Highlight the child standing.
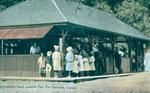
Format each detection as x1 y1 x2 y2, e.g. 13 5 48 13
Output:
65 47 74 77
89 52 96 76
82 51 90 76
45 51 52 77
73 55 79 77
37 52 46 77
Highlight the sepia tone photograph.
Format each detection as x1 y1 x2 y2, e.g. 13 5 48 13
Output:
0 0 150 93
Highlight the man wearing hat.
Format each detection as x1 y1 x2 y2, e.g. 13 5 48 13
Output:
52 45 62 78
65 46 74 77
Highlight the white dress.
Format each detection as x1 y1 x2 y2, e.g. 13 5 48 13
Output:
73 59 79 73
144 52 150 72
83 57 91 71
65 52 74 71
78 55 84 72
89 56 96 71
52 51 62 71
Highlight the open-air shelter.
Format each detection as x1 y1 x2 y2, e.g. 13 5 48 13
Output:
0 0 149 77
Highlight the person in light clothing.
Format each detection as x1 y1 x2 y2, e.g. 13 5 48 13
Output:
73 55 79 77
144 49 150 72
65 46 74 77
52 45 62 78
30 42 41 54
78 52 84 77
82 51 90 76
89 52 96 76
45 51 52 77
37 52 46 77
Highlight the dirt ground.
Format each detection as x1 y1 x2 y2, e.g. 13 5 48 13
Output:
76 72 150 93
0 72 150 93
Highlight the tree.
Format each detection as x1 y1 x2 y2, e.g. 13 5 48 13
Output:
115 0 150 36
94 1 113 13
0 0 24 10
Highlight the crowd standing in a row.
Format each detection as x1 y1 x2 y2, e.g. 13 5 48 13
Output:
37 45 96 78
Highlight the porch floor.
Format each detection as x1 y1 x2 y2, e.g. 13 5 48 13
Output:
0 73 133 83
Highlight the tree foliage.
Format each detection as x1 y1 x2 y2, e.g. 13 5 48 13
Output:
0 0 24 10
115 0 150 34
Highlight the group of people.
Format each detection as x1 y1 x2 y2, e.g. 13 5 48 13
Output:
65 46 96 77
37 45 61 77
35 40 150 78
37 45 96 78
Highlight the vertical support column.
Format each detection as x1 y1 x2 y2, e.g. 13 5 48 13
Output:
135 40 138 72
127 38 132 72
1 40 3 55
141 41 144 58
140 41 144 72
128 38 131 57
111 36 117 74
60 29 68 69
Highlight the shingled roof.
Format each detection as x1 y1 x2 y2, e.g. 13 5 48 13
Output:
0 0 149 40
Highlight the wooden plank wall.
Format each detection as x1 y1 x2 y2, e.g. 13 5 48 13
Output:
0 55 39 77
0 55 131 77
105 57 131 74
105 57 114 74
114 57 131 73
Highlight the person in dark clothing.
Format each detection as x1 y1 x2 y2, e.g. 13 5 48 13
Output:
114 47 124 74
45 51 52 77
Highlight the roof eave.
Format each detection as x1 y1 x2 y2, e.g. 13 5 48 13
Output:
67 22 150 41
0 22 68 29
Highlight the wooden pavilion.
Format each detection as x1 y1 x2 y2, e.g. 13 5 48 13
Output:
0 0 149 77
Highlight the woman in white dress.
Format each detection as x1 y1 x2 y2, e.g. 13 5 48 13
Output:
78 53 84 77
72 55 79 77
52 45 62 78
144 49 150 72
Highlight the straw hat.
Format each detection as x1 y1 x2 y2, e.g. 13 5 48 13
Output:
54 45 59 51
66 46 73 52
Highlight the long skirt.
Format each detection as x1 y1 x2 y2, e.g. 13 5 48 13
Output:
53 60 61 71
84 62 91 71
90 62 96 71
66 61 73 71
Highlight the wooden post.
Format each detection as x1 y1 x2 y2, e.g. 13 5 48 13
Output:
127 38 132 72
140 41 145 72
135 40 138 72
111 36 117 74
141 41 144 58
127 38 131 57
61 29 68 69
1 40 3 55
